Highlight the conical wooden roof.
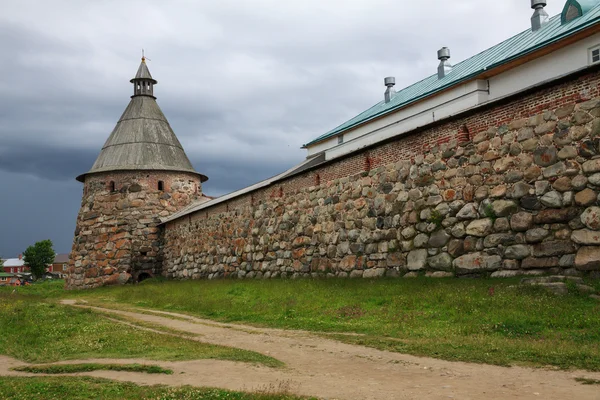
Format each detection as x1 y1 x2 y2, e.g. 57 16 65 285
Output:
77 59 207 182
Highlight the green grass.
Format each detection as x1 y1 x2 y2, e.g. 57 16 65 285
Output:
12 363 173 375
0 377 315 400
1 279 67 298
69 277 600 371
0 293 282 368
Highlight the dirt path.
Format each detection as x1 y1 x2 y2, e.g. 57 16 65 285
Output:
2 301 599 400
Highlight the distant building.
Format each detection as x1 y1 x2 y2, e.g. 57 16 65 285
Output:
47 254 70 278
3 255 28 274
3 253 70 278
0 272 21 286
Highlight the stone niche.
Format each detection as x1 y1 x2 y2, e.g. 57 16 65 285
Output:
66 170 201 289
162 71 600 282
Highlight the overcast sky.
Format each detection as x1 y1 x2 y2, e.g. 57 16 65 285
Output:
0 0 566 257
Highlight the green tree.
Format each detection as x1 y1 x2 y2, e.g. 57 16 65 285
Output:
23 240 55 280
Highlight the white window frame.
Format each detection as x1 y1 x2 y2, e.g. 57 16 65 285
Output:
588 44 600 65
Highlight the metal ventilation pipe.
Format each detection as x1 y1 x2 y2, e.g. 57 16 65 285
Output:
531 0 549 32
437 47 452 79
384 77 396 103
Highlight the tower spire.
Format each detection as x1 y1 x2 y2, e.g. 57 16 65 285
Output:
76 57 206 183
130 54 157 98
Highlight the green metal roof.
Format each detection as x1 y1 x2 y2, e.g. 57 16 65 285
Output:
305 2 600 147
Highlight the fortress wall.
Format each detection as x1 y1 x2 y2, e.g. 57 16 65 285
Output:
162 70 600 280
66 171 201 289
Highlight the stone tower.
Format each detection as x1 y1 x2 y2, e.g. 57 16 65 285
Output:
66 57 207 289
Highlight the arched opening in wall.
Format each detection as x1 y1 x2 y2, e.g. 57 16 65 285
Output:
109 181 115 192
456 124 471 145
138 272 152 283
158 181 164 191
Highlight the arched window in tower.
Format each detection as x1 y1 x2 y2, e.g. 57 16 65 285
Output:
109 181 115 192
158 181 164 191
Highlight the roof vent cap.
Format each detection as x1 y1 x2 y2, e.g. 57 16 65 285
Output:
384 77 396 103
437 47 452 79
531 0 549 32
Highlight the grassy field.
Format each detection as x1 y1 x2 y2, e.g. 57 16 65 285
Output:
63 277 600 371
0 377 314 400
0 292 282 367
12 363 173 375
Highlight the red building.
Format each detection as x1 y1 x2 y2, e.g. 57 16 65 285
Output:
0 273 21 286
2 255 28 274
47 254 70 277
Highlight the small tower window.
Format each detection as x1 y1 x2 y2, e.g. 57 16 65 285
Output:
158 181 164 191
109 181 115 192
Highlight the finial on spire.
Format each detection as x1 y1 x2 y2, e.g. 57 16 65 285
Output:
142 48 146 63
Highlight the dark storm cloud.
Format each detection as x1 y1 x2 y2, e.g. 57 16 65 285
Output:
0 171 81 257
0 0 567 256
0 145 96 181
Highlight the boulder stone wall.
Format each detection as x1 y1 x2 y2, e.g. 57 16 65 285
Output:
163 70 600 280
66 171 201 289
